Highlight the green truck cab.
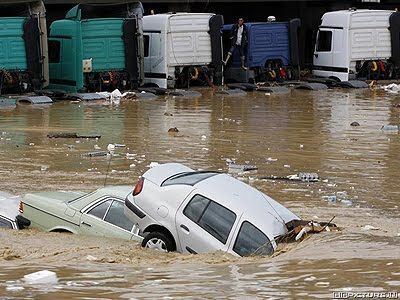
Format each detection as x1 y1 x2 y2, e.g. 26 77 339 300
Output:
48 3 144 93
0 1 48 94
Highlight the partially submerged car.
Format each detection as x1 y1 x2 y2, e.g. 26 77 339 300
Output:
19 186 142 241
125 163 304 256
0 192 30 229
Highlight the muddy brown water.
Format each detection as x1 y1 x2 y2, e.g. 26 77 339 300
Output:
0 87 399 299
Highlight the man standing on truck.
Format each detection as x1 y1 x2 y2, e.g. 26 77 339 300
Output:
223 17 248 70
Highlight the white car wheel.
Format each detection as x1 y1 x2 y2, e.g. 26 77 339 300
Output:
141 231 175 252
145 238 167 252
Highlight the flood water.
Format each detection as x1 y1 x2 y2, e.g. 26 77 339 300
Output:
0 87 399 298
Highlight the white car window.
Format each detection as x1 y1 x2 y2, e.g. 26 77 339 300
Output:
183 194 209 221
104 200 134 231
233 221 273 256
183 195 236 244
0 216 13 229
87 200 112 219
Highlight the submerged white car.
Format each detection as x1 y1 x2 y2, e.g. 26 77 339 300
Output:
125 163 301 256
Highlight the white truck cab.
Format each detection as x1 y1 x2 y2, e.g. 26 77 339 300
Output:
313 9 398 81
142 13 223 89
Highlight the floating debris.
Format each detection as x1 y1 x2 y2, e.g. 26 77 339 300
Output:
164 112 173 116
23 270 58 285
382 83 400 93
86 255 98 261
47 133 101 139
170 90 202 97
350 122 360 127
381 125 399 132
324 195 337 202
260 172 320 182
341 199 353 206
363 225 379 230
304 276 317 282
287 173 319 182
81 151 109 158
147 162 159 168
168 127 179 133
228 164 258 172
114 144 126 148
121 92 136 101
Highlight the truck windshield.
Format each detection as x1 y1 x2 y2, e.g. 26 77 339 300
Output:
161 171 219 187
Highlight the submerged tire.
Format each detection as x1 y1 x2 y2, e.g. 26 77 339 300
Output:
141 232 175 252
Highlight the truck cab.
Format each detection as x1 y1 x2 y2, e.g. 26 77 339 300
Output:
0 1 48 94
142 13 224 89
313 9 398 81
222 18 301 83
48 3 144 93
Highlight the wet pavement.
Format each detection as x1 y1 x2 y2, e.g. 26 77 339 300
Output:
0 87 399 298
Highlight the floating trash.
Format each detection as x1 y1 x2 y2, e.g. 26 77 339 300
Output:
363 225 379 230
228 164 258 172
381 125 399 131
287 173 319 182
168 127 179 133
23 270 58 285
81 151 109 158
47 133 101 139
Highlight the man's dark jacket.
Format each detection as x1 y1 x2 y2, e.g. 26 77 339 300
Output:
230 23 248 47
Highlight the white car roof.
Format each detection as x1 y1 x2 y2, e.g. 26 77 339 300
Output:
195 174 300 227
0 192 20 221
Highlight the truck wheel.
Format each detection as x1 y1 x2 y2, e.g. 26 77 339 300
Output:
142 232 175 252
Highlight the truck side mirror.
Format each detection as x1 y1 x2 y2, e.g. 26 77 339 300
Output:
312 29 318 43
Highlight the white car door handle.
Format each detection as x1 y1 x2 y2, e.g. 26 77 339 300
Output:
81 221 92 227
180 224 189 232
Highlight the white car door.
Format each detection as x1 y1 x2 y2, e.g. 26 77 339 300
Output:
175 194 237 254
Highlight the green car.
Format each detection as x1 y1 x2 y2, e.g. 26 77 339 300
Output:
19 186 142 242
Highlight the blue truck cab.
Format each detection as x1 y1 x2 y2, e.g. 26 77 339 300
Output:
222 19 301 82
